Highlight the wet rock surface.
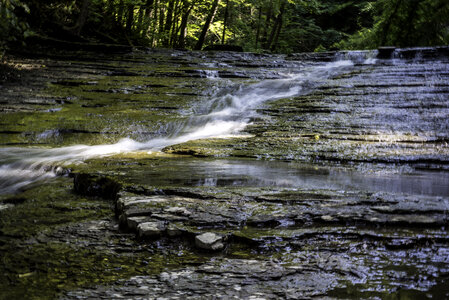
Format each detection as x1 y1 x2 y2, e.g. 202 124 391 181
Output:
165 55 449 169
64 258 346 299
1 48 449 299
195 232 225 250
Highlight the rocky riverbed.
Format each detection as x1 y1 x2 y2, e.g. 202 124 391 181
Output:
1 47 449 299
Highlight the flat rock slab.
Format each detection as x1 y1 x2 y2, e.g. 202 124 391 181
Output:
116 189 449 243
137 221 166 238
63 257 350 299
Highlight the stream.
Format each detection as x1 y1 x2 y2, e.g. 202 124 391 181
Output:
1 48 449 299
0 58 353 194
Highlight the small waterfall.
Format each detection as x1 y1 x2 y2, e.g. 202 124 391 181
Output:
0 57 355 195
200 70 219 79
335 50 378 65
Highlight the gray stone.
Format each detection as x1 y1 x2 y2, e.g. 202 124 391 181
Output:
165 206 191 216
137 222 165 238
166 224 183 237
195 232 224 251
124 216 152 230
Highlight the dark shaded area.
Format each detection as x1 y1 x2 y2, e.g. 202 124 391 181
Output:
0 62 24 83
2 0 447 56
73 173 121 199
203 44 243 52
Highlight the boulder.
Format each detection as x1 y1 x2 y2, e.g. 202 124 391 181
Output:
137 221 165 238
195 232 224 251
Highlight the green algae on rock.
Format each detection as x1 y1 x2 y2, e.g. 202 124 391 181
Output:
1 48 449 299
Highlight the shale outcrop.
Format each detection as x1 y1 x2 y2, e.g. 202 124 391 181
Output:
1 48 449 299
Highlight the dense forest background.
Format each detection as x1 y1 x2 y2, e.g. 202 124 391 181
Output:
1 0 449 55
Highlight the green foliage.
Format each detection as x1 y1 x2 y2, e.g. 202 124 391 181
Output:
2 0 446 54
0 0 31 56
340 0 449 49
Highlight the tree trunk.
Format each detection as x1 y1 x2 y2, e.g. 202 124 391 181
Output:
74 0 90 36
126 4 135 33
117 0 125 25
142 0 155 38
164 0 175 32
194 0 220 50
169 0 182 46
162 0 175 46
255 5 262 49
401 0 420 46
137 5 145 35
159 5 165 43
106 0 115 18
261 0 273 48
221 0 229 44
266 0 284 50
270 1 285 51
177 0 193 48
144 0 155 17
149 0 158 45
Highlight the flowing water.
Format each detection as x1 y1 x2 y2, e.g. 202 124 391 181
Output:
1 48 449 299
2 50 448 197
0 57 356 194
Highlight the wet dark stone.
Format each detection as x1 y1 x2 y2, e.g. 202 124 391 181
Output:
24 35 134 54
108 70 139 76
247 216 282 227
52 81 82 86
437 46 449 57
217 70 250 78
0 130 22 134
377 46 396 59
73 173 121 200
1 197 27 205
63 257 362 299
203 44 244 52
384 238 428 250
396 47 449 59
81 103 106 108
286 51 337 62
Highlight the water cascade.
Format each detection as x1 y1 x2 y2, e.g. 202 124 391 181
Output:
0 58 357 194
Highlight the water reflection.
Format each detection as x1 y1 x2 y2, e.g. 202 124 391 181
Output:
141 159 449 197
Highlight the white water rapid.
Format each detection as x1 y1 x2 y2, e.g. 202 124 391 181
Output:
0 59 356 194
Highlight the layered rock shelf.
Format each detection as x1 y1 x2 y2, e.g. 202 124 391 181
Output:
1 48 449 299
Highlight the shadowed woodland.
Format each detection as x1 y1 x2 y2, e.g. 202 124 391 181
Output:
1 0 449 55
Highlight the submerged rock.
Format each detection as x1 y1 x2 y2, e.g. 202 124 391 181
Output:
73 173 121 200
